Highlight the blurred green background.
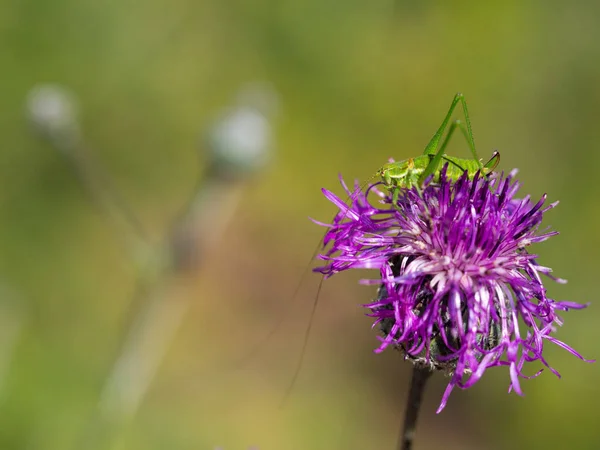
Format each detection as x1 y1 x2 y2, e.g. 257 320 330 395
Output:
0 1 598 449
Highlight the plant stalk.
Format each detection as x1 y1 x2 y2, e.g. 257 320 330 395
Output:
398 366 431 450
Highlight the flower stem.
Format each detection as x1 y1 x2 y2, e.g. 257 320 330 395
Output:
398 366 431 450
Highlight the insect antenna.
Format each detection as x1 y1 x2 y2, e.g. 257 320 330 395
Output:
278 275 325 407
224 176 374 380
279 174 380 406
224 235 325 371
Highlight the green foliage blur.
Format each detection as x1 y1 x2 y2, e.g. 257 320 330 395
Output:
0 1 598 449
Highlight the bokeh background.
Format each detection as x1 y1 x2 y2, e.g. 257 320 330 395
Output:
0 1 598 449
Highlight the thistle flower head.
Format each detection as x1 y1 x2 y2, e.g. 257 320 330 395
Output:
315 166 592 413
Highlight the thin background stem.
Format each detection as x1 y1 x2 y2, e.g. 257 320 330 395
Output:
28 83 274 450
80 174 244 450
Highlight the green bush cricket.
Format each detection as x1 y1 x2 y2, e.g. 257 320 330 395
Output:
378 92 500 205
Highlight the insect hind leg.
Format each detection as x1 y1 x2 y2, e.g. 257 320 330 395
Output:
419 93 481 185
456 94 482 169
418 119 464 184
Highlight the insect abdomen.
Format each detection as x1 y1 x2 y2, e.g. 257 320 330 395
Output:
379 155 484 191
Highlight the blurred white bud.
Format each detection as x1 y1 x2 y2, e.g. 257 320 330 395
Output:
205 83 279 178
26 84 81 150
207 107 271 174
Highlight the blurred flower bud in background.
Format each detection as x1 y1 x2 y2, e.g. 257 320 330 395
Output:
26 84 81 152
204 82 278 179
170 82 280 271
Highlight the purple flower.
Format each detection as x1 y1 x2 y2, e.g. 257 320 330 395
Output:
314 166 593 413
